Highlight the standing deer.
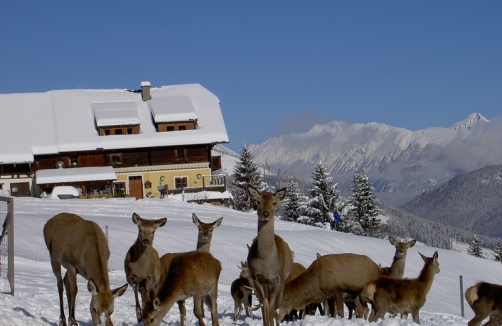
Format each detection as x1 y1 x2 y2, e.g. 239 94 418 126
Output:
231 261 259 321
277 253 380 322
142 250 222 326
246 184 293 326
362 251 440 323
43 212 128 326
465 281 502 326
380 236 416 278
176 213 223 325
124 213 167 322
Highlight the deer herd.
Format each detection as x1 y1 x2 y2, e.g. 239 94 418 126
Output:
42 185 501 326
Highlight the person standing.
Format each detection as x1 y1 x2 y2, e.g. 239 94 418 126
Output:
333 211 341 231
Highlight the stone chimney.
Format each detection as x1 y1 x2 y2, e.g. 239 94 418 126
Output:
141 81 151 101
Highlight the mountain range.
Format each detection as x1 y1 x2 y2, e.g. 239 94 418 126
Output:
244 113 502 206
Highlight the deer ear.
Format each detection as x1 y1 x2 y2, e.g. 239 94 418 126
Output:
132 213 141 225
247 184 259 199
213 217 223 228
275 188 287 201
87 278 98 296
408 239 417 248
112 283 128 298
153 298 161 310
433 251 438 261
156 218 167 228
192 213 200 225
389 236 397 245
419 252 427 262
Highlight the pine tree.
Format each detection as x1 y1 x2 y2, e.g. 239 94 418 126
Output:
345 169 383 237
303 161 340 229
495 241 502 263
468 235 485 258
229 144 265 211
280 179 304 222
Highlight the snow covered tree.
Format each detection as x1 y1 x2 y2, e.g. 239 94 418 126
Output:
345 169 383 237
468 235 485 258
302 161 340 228
495 241 502 263
229 144 266 211
280 179 305 222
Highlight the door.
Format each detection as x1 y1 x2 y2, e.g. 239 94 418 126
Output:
10 182 30 197
129 176 143 199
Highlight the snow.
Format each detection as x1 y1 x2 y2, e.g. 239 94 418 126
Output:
2 196 500 325
149 95 198 123
0 83 229 164
35 166 117 184
45 186 80 199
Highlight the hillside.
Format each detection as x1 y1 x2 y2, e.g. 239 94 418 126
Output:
245 113 502 205
401 165 502 238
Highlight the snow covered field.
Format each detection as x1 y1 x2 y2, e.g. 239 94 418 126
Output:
1 196 501 326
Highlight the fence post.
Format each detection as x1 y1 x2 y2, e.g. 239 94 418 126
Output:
7 198 14 295
459 275 464 317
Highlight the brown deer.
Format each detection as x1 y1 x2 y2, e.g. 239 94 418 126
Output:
362 251 440 323
380 236 416 278
43 212 128 326
276 253 380 322
231 261 259 321
175 213 223 324
124 213 167 322
246 184 293 326
283 262 307 321
465 281 502 326
142 250 222 326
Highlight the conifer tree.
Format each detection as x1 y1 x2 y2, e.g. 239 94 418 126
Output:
229 144 265 211
280 179 304 222
303 161 340 228
345 169 382 237
468 235 485 258
495 241 502 263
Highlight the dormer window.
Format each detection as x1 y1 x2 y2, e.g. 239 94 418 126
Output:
148 95 198 133
93 102 140 136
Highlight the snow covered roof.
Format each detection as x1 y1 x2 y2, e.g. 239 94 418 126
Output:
149 95 198 123
0 83 229 163
35 166 117 184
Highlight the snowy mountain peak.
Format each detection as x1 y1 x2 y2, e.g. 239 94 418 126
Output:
450 113 489 130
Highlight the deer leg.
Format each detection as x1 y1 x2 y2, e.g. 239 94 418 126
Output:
63 268 78 326
335 292 344 318
131 281 143 322
484 315 502 326
411 308 420 324
208 284 219 326
49 258 67 326
233 298 243 322
193 294 206 326
177 300 186 326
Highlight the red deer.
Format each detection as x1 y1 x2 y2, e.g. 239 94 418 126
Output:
246 184 293 326
380 236 416 278
277 253 380 321
124 213 167 322
142 250 221 326
465 281 502 326
283 262 307 321
231 261 259 321
43 212 128 326
362 251 440 323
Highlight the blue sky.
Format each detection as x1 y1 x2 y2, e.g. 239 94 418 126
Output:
1 1 501 153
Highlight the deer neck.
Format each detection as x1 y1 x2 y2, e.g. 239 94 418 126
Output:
196 242 211 253
389 255 405 278
417 262 437 293
256 220 277 256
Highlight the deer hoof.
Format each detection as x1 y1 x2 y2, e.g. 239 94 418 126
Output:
136 308 143 322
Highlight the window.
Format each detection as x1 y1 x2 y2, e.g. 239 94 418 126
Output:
113 182 126 196
107 153 123 165
104 129 110 136
178 125 186 131
175 177 188 189
69 155 78 166
127 128 133 134
176 149 186 160
167 126 175 131
114 128 123 135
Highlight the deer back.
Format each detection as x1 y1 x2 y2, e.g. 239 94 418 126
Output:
192 213 223 252
285 262 306 284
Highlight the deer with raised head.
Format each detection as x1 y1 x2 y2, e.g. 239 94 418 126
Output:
362 251 440 323
277 253 380 322
231 261 260 321
380 236 416 278
465 281 502 326
142 250 222 326
43 212 128 326
246 184 293 326
124 212 167 322
175 213 223 325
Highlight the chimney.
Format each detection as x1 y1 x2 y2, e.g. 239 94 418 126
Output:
141 81 151 101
